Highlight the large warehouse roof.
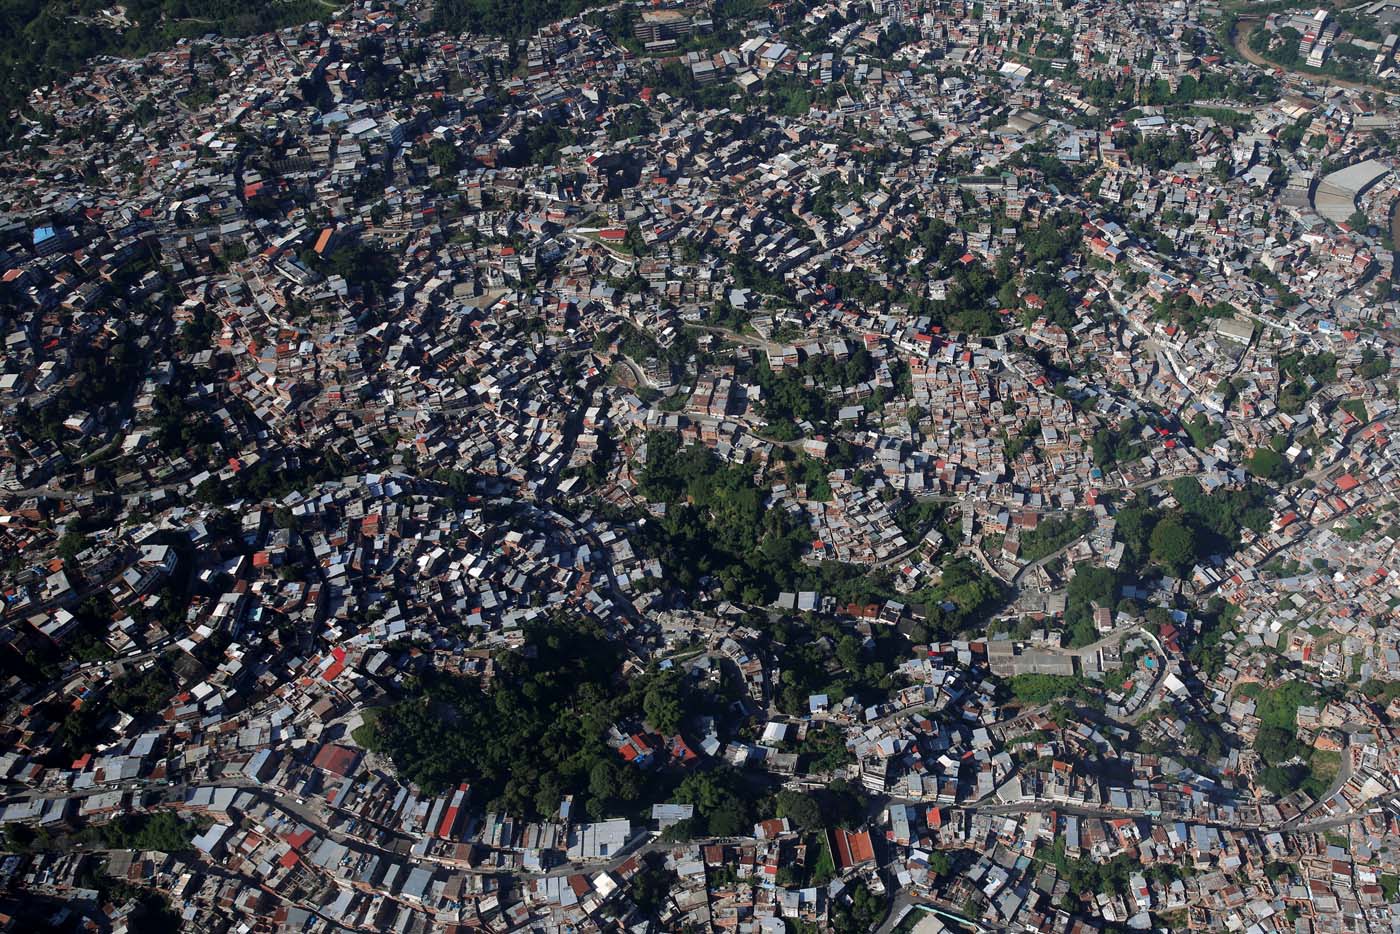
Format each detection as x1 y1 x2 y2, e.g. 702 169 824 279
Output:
1312 158 1390 223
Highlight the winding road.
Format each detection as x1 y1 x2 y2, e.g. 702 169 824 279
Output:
1231 17 1384 93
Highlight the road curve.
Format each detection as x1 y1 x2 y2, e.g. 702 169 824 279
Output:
1231 17 1382 93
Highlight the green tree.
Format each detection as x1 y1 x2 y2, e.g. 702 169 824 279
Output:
57 530 89 562
673 768 758 837
99 812 201 852
822 779 869 829
1149 516 1198 574
643 670 685 735
428 138 460 173
588 760 620 803
1063 564 1122 647
775 790 823 832
831 882 886 934
364 617 637 816
1259 764 1305 796
629 855 678 915
1254 725 1302 766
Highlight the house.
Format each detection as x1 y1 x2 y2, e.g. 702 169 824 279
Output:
311 744 361 777
567 819 632 860
830 826 876 871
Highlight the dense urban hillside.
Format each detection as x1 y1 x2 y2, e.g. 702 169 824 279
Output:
0 0 331 138
2 0 1400 931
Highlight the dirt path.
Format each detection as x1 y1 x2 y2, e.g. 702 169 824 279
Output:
1231 18 1384 92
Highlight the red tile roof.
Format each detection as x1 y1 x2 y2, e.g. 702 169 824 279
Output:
831 827 875 870
311 743 360 777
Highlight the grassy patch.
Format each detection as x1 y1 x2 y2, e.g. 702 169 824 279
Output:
1007 673 1098 706
658 393 690 412
1255 680 1315 730
1018 512 1093 563
1309 748 1341 789
1340 399 1367 420
350 708 381 748
811 831 837 885
578 230 635 254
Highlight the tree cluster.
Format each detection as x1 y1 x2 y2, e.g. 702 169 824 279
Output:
365 617 667 819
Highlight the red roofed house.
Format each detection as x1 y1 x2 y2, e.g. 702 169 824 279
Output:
284 827 314 850
666 734 699 766
321 646 347 682
618 733 656 766
312 743 360 778
831 826 876 871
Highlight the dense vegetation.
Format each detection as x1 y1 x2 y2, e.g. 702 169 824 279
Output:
1112 478 1271 576
1044 835 1186 907
364 617 647 817
636 432 1005 638
636 431 814 603
769 614 907 716
89 811 204 852
1248 23 1382 85
1044 479 1269 648
13 329 144 448
904 557 1006 639
1277 351 1337 415
109 655 182 716
1007 673 1099 706
1152 294 1237 336
436 0 768 43
666 767 761 837
1063 563 1123 647
1236 679 1338 799
829 882 888 934
1090 415 1149 468
1018 512 1093 563
359 617 756 821
300 242 400 301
